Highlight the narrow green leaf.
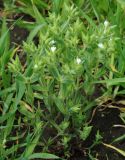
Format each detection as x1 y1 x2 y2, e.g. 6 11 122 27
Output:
29 153 60 159
0 19 10 56
113 134 125 143
27 24 46 43
32 4 45 23
53 0 64 14
23 129 42 158
54 97 66 114
95 78 125 86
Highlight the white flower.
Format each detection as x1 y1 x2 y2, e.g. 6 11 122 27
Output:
98 43 104 49
51 46 56 52
34 64 38 69
109 38 112 42
104 20 109 27
76 57 81 64
50 40 56 45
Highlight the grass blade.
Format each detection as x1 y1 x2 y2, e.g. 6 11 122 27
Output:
103 143 125 157
29 153 60 159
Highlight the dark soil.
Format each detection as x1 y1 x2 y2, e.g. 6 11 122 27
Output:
0 1 3 8
70 108 125 160
10 25 29 46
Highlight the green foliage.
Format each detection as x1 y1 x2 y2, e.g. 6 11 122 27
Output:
1 0 125 159
29 153 60 159
79 125 92 141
